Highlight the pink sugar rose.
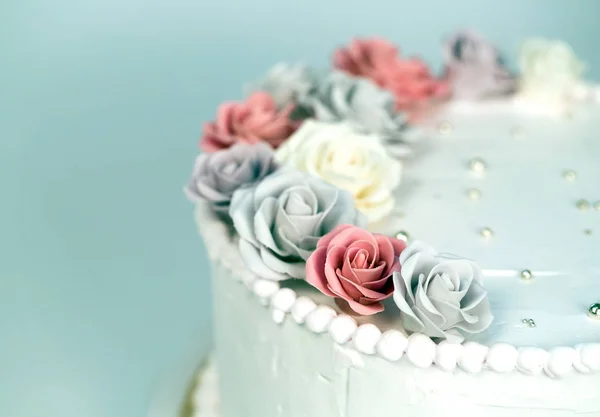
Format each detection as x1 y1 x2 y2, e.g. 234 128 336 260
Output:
200 92 299 152
306 224 407 315
333 38 450 112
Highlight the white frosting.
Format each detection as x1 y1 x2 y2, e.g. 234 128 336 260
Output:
435 340 464 372
353 324 382 355
376 330 408 362
574 343 600 373
486 343 519 373
271 309 286 324
459 342 489 373
270 288 297 313
290 296 317 324
253 279 280 305
544 347 577 378
305 305 337 333
406 333 436 368
516 347 550 375
329 315 358 345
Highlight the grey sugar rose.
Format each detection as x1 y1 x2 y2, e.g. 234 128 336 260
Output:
229 169 366 281
185 143 279 213
247 63 317 109
444 30 515 99
393 241 493 343
295 71 410 152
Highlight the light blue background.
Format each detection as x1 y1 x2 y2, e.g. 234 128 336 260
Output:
2 1 599 417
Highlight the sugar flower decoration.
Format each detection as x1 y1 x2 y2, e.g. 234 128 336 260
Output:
200 92 299 152
393 241 493 343
184 143 279 214
333 38 450 111
306 224 406 315
274 121 402 223
229 170 366 281
247 63 317 109
294 71 408 145
443 30 515 99
518 38 585 106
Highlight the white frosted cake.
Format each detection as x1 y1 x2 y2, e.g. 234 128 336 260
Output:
186 31 600 417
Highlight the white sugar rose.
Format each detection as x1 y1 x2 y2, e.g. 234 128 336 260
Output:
275 120 402 223
518 38 585 107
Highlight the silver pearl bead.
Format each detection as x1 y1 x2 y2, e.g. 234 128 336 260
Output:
562 170 577 181
469 158 487 173
395 231 409 243
480 227 493 239
520 270 533 280
467 188 481 200
438 121 453 135
576 199 591 211
522 318 536 328
589 303 600 320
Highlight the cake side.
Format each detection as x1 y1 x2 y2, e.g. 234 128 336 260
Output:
197 209 600 417
195 202 600 375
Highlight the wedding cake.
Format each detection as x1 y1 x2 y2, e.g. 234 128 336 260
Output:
185 30 600 417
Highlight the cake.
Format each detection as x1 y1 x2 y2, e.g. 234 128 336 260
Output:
185 30 600 417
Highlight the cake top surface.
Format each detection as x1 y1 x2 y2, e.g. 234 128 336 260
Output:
377 103 600 348
187 30 600 376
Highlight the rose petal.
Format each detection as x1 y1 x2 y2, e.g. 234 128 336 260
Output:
259 245 305 280
316 224 356 249
338 272 392 301
345 298 384 315
323 246 351 296
229 187 259 244
238 239 286 281
352 262 387 284
306 247 336 297
360 271 394 291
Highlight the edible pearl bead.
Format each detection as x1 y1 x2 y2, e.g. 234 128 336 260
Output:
469 158 487 173
467 189 481 200
395 231 409 243
522 318 536 328
589 303 600 320
480 227 493 238
520 270 533 280
576 199 590 211
563 170 577 181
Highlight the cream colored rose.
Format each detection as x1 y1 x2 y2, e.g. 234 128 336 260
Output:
275 120 401 223
518 38 585 103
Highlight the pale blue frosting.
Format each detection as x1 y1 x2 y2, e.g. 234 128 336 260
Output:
444 30 515 99
247 63 316 109
295 71 409 147
229 169 366 281
393 241 493 343
185 143 278 213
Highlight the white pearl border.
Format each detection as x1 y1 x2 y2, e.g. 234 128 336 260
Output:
195 204 600 378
